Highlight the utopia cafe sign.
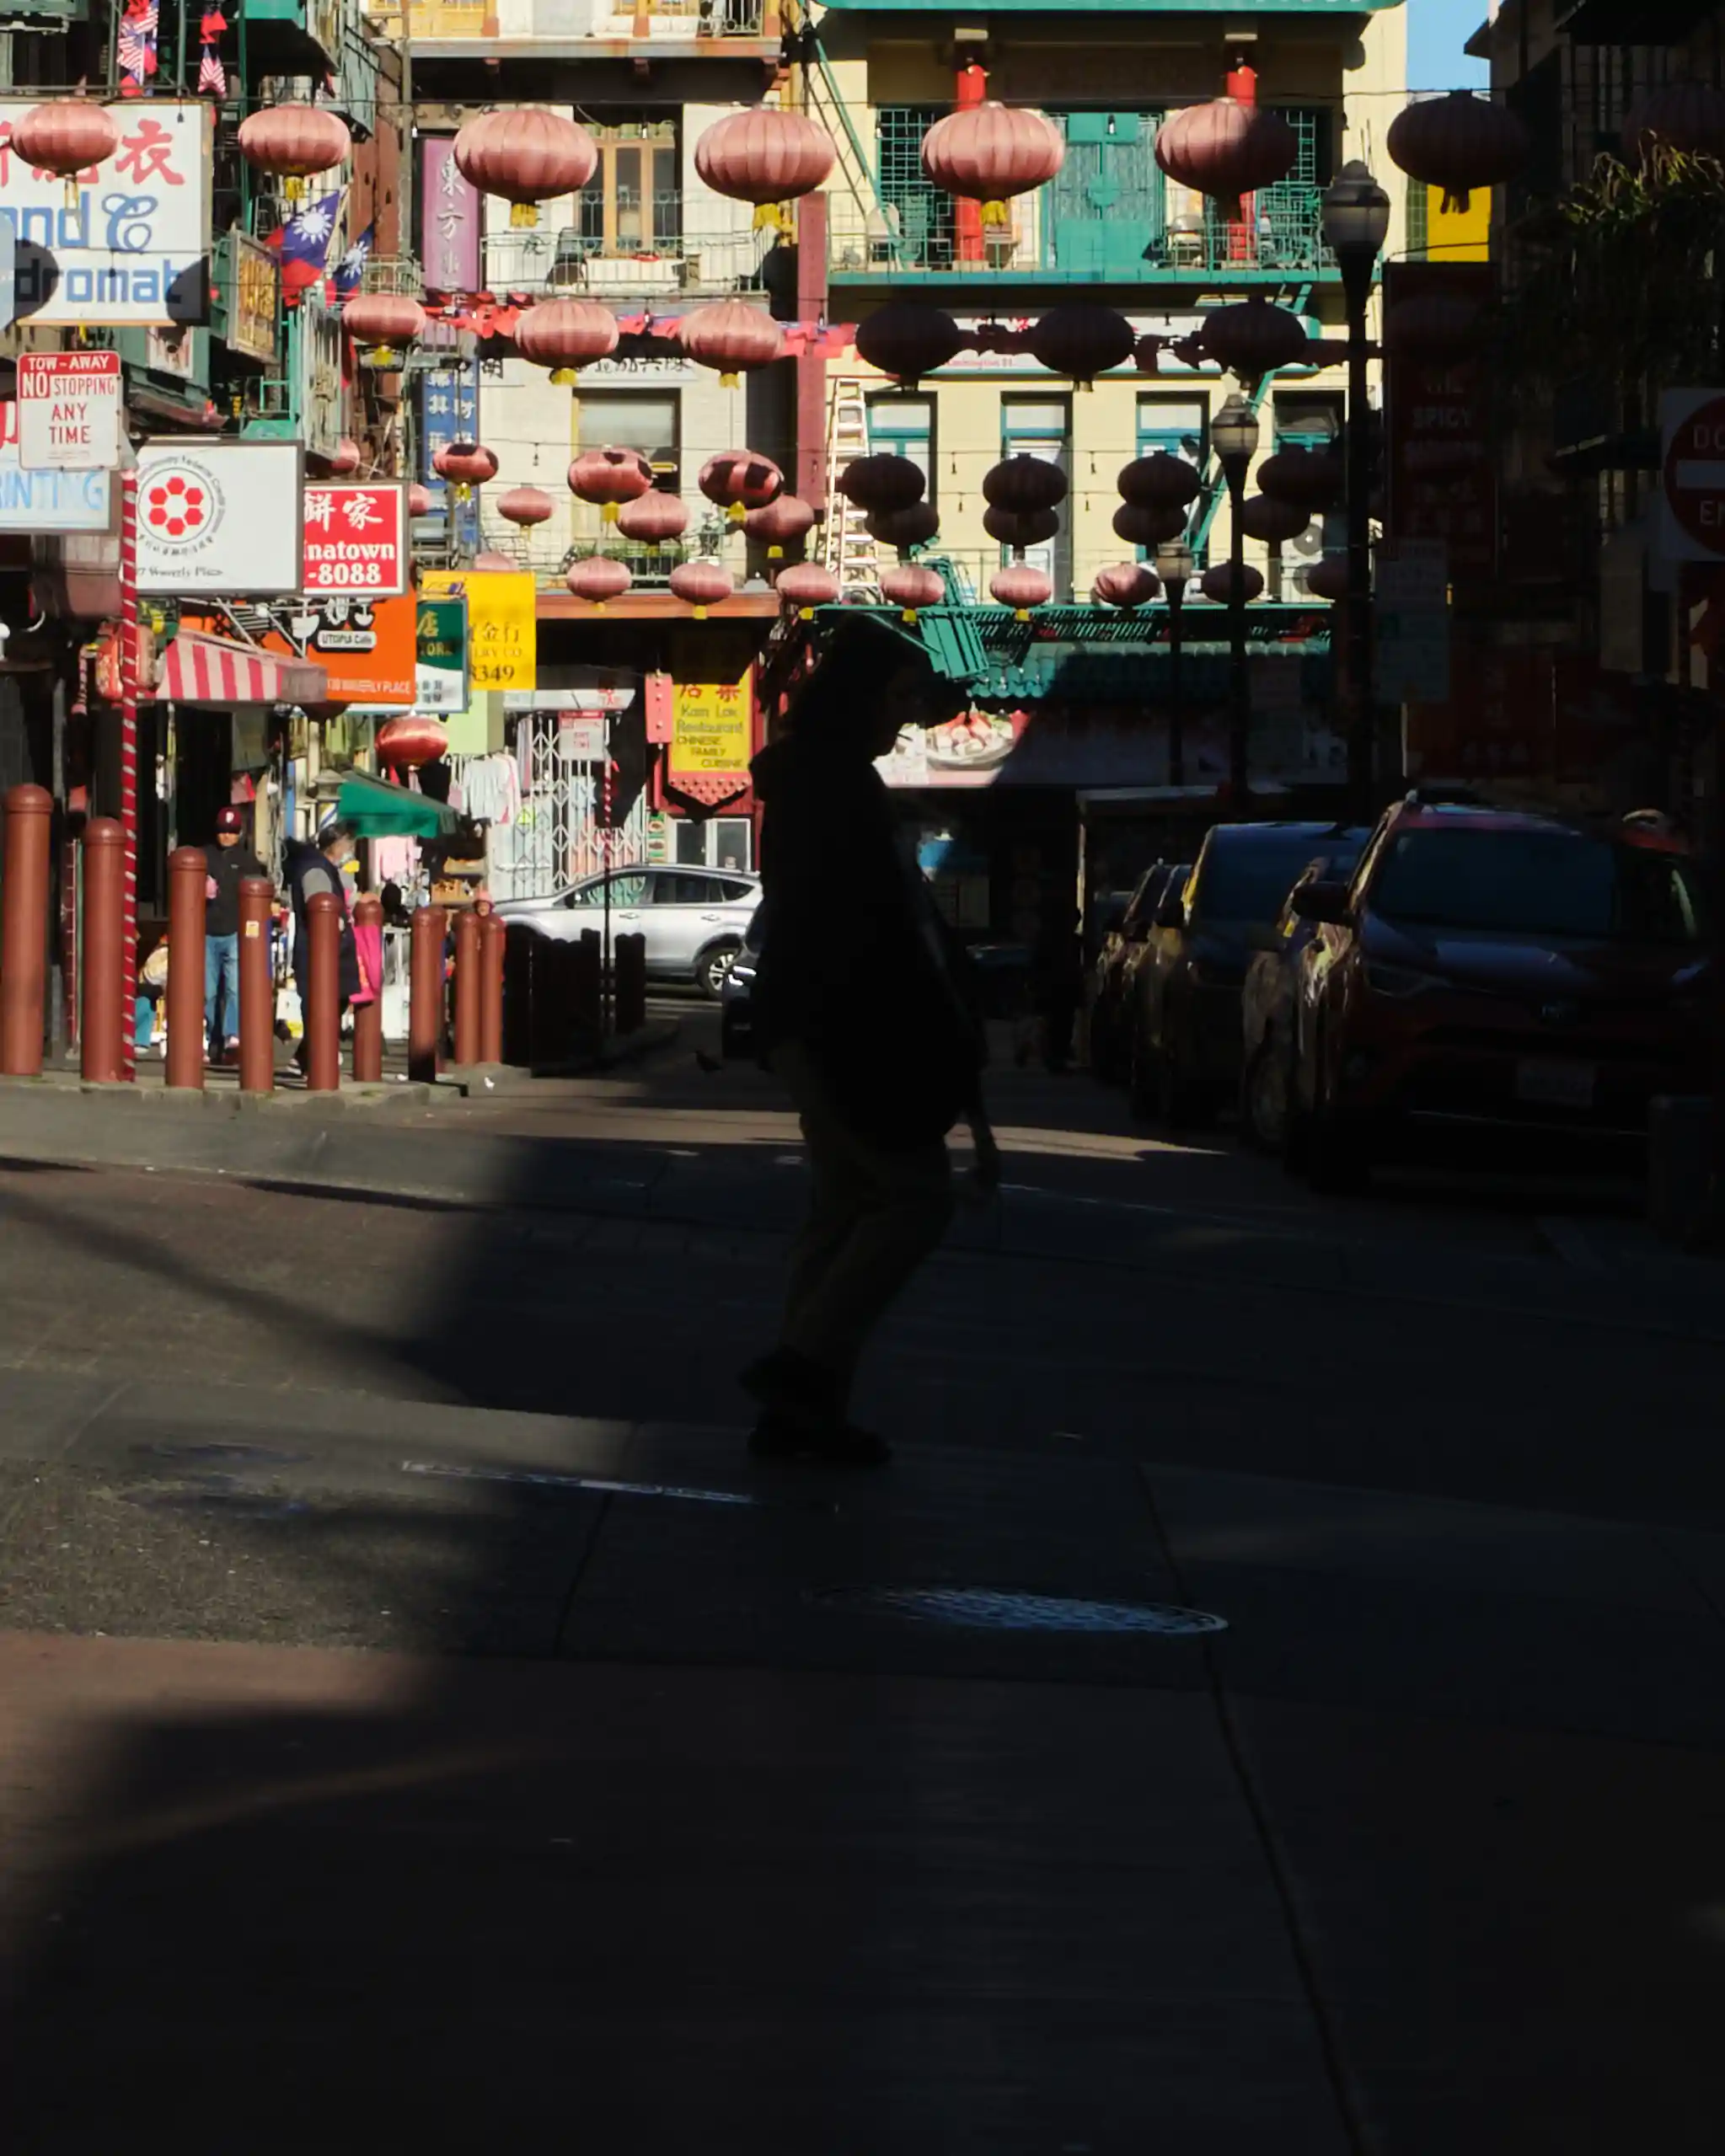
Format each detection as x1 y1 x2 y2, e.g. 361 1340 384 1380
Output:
0 101 212 328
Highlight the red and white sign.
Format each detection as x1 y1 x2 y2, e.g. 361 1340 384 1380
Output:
303 483 408 597
16 351 122 472
1661 388 1725 562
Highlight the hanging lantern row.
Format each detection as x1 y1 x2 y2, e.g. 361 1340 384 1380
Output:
1304 554 1352 602
454 107 597 227
377 715 449 771
1118 454 1201 512
669 561 735 619
1199 563 1265 606
1026 303 1135 387
1092 563 1162 612
568 445 653 521
1197 297 1311 384
983 505 1059 552
14 95 119 206
920 101 1064 228
433 442 498 501
982 456 1069 516
866 502 940 554
409 484 434 517
881 564 945 623
775 563 839 619
516 298 619 370
498 485 554 528
991 564 1053 621
1256 447 1342 511
238 102 351 180
616 490 689 543
838 453 926 516
1154 94 1298 216
1113 501 1187 549
699 451 784 525
1238 493 1313 545
1385 90 1527 214
566 556 632 608
745 493 816 556
323 437 362 477
473 550 517 573
694 107 835 233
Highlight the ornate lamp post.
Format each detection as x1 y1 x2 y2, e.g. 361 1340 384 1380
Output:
1155 537 1195 790
1212 393 1260 803
1321 159 1391 818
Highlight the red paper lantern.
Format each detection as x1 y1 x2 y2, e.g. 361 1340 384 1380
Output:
694 109 835 217
1154 98 1297 202
1386 90 1528 214
1256 447 1342 510
12 97 119 180
1200 562 1265 604
699 450 785 524
1239 493 1313 544
920 102 1064 223
454 108 597 225
515 298 619 371
990 564 1053 617
342 292 426 347
744 494 816 554
865 502 940 553
837 453 925 515
1091 562 1161 611
982 455 1069 514
855 302 964 385
1027 304 1134 385
1118 454 1202 511
321 437 362 476
881 565 946 618
1199 297 1311 383
1622 81 1725 163
434 441 498 485
497 486 554 528
1383 294 1481 357
678 301 783 386
984 505 1059 550
1304 554 1351 602
565 557 633 606
1113 501 1187 548
615 490 689 543
568 445 654 522
473 550 518 572
408 483 434 516
774 564 839 615
237 104 351 179
376 715 449 770
670 561 734 617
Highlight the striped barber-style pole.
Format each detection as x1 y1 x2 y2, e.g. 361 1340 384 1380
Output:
119 468 139 1081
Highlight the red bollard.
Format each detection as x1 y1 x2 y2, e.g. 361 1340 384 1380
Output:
0 784 52 1077
164 846 207 1090
237 876 276 1094
409 905 445 1083
479 908 505 1066
81 818 127 1084
452 907 480 1066
352 894 384 1083
304 890 342 1093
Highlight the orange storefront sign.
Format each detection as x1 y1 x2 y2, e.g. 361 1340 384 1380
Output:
181 593 418 706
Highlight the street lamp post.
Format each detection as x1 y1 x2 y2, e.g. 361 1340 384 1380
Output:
1321 159 1391 821
1155 537 1194 791
1212 393 1260 805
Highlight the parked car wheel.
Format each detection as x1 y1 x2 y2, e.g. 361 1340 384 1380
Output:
696 942 741 1000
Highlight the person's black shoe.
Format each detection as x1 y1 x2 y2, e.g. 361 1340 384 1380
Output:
747 1412 892 1468
740 1346 839 1418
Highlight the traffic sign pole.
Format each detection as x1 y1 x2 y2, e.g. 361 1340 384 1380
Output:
119 466 138 1081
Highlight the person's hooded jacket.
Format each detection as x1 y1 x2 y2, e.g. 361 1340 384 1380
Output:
285 839 362 1004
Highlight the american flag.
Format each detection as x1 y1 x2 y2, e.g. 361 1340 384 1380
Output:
197 8 228 97
118 0 159 95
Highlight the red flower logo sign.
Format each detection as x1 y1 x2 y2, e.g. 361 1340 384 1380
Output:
144 465 222 546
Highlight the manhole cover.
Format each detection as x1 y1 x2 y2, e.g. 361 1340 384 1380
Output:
817 1586 1227 1635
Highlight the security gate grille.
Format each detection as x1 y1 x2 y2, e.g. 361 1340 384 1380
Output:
476 719 651 902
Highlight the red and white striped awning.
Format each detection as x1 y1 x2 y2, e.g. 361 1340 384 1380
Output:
157 634 328 709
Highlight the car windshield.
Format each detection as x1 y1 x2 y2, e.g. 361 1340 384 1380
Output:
1373 828 1706 944
1196 833 1364 923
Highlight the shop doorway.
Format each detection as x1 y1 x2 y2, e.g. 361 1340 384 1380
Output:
672 813 753 874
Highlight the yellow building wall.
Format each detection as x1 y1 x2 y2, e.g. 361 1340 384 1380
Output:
1428 185 1492 260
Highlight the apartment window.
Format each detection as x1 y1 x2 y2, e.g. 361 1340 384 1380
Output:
1134 394 1205 467
1001 395 1072 600
575 391 681 489
1270 394 1343 596
576 121 679 255
876 106 955 267
866 393 935 507
1272 393 1342 455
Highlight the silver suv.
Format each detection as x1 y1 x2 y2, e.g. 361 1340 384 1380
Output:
495 864 760 998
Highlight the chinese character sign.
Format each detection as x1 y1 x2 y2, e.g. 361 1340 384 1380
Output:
419 138 480 293
0 100 212 326
422 569 534 692
303 484 408 596
419 358 481 554
1383 260 1496 579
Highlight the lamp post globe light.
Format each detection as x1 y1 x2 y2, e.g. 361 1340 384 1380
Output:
1212 393 1260 802
1154 536 1196 790
1322 160 1390 817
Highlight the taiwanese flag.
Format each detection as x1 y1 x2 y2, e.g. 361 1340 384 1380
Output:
267 192 343 305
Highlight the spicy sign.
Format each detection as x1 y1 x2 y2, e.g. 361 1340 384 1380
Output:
303 483 407 596
1383 260 1496 579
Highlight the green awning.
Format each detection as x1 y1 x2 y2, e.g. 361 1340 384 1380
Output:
335 770 463 839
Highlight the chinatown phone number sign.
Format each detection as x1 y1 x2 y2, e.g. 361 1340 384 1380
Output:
303 483 408 596
1661 388 1725 562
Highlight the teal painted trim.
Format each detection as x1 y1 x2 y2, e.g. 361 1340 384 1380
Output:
812 39 896 254
1187 372 1274 561
831 266 1343 288
820 0 1394 11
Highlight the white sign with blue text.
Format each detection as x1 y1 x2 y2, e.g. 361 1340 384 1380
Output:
0 402 110 531
0 100 212 327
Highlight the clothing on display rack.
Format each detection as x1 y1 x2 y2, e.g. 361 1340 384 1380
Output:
456 753 522 830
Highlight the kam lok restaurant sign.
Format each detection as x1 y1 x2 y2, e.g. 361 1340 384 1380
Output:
0 101 212 325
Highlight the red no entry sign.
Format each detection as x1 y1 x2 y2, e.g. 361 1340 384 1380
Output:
1663 391 1725 557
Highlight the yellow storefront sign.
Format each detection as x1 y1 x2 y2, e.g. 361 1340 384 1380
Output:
229 231 280 364
670 667 752 779
422 569 536 693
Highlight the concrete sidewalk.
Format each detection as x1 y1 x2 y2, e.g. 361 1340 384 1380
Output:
3 1372 1725 2149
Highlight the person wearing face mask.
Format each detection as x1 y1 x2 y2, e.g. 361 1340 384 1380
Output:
741 614 999 1468
202 805 267 1065
284 812 362 1071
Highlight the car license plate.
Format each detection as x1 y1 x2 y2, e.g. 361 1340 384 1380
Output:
1515 1058 1596 1110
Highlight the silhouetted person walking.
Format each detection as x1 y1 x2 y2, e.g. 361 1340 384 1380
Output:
743 617 998 1465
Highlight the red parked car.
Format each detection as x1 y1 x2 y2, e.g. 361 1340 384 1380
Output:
1284 797 1712 1189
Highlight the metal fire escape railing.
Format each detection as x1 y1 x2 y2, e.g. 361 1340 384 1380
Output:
790 9 903 266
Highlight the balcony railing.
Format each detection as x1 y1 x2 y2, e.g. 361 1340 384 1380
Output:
482 209 772 301
361 0 766 38
828 182 1331 281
